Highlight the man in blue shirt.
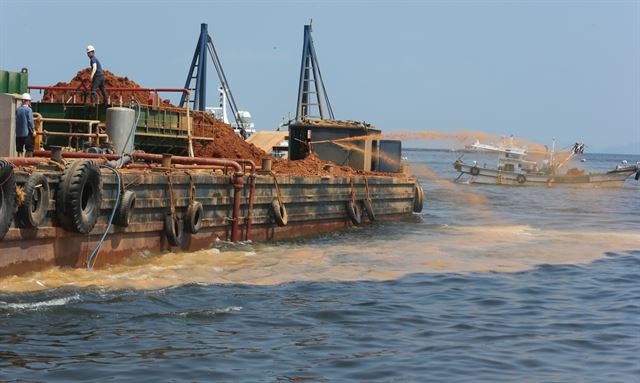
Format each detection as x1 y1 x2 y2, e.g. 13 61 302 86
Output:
87 45 109 105
15 93 36 157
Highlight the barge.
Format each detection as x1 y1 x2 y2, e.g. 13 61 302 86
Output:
0 152 420 277
0 24 423 278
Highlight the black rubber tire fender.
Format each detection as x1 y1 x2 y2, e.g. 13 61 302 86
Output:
56 160 102 234
635 171 640 181
164 214 184 246
346 200 362 225
470 166 480 176
516 174 527 184
186 201 204 234
17 172 50 228
413 184 424 213
115 190 136 227
272 198 288 227
0 160 16 240
363 199 375 222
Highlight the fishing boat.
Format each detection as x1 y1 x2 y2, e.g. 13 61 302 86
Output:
453 138 639 187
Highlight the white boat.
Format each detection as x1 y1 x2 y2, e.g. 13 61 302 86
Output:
454 139 639 187
206 87 256 139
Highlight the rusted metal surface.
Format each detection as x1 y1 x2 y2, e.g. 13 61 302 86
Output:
0 165 418 277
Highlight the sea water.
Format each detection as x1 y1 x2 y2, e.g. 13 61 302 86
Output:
1 151 638 382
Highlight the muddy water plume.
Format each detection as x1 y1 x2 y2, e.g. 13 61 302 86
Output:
2 223 638 293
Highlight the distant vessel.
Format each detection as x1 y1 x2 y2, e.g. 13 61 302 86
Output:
207 87 256 138
454 138 639 187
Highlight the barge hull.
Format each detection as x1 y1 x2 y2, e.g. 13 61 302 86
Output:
1 168 418 277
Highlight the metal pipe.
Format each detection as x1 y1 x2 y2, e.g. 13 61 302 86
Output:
235 159 257 174
32 150 247 174
29 86 190 95
33 150 122 160
131 152 244 174
38 131 108 138
245 175 256 241
231 174 245 243
3 157 48 166
173 164 226 170
39 117 101 124
186 93 194 157
5 157 107 166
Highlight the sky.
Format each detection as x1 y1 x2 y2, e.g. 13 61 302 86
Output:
1 0 638 154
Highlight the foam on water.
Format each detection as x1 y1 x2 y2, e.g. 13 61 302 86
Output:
0 294 80 310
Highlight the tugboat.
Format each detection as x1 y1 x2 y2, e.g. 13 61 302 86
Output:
454 138 639 187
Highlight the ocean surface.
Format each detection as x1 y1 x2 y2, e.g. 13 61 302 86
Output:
1 150 639 382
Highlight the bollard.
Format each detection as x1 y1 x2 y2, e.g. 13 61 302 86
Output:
162 153 172 168
50 146 63 163
261 158 272 172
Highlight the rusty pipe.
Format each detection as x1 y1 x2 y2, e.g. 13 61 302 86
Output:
3 157 48 166
235 159 257 174
38 131 108 138
4 157 107 167
131 152 243 174
245 174 257 241
231 174 245 243
34 150 122 160
173 164 226 170
29 86 190 95
33 150 247 174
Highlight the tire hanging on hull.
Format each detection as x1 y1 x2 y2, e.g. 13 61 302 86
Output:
56 160 102 234
272 198 288 227
363 199 376 222
115 190 136 227
346 200 362 225
17 172 50 228
413 184 424 213
0 160 16 240
164 214 184 246
186 201 204 234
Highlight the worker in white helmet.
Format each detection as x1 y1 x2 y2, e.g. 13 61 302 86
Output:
86 45 109 105
15 93 35 157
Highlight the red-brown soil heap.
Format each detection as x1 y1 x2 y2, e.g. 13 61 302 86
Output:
192 112 267 163
42 70 396 177
42 68 174 107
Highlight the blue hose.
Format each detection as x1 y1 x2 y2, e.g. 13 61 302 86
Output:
87 100 139 269
86 166 121 270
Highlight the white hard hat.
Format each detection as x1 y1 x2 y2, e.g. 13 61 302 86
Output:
87 45 95 53
21 93 31 101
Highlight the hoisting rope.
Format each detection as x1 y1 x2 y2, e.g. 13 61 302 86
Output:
363 175 372 202
86 166 122 269
187 172 196 204
167 171 176 221
349 177 356 204
270 171 284 206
